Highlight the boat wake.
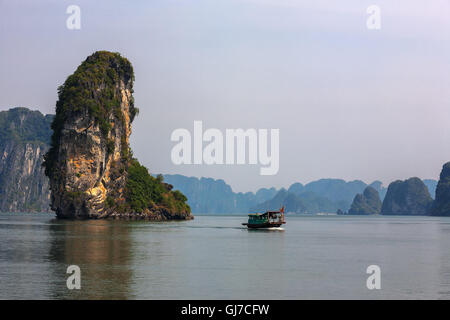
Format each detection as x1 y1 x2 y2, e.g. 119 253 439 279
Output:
266 227 285 231
247 227 285 231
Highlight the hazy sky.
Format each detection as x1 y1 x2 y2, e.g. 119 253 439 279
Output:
1 0 450 192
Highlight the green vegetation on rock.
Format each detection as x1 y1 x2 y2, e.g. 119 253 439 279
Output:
124 159 190 215
44 51 137 177
0 107 53 145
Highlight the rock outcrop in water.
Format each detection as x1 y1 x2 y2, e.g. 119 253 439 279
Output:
348 186 381 215
0 108 53 212
380 177 432 215
429 162 450 216
43 51 191 220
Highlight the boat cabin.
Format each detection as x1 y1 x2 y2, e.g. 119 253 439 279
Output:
243 207 286 229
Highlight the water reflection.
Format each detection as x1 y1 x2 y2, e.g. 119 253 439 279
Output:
0 215 54 299
48 219 133 299
3 214 450 299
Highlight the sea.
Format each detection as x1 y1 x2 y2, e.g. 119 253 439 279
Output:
1 212 450 299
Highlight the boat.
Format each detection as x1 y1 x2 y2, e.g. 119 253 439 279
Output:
242 206 286 229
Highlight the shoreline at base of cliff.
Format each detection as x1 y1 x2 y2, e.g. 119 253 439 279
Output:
54 212 194 221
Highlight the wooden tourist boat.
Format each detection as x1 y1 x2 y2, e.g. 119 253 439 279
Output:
242 206 286 229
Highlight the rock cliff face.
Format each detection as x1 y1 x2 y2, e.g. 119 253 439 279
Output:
44 51 191 220
348 186 381 215
380 177 432 215
0 108 53 212
429 162 450 216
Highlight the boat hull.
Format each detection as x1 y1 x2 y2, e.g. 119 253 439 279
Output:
242 222 285 229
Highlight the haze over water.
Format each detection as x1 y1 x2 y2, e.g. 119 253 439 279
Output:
1 213 450 299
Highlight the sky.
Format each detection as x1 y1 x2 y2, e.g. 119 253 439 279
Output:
1 0 450 192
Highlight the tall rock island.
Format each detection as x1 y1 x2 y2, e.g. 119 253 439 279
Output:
43 51 191 220
429 162 450 216
380 177 432 215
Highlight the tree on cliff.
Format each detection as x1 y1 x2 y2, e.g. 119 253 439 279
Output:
43 51 191 220
348 186 381 215
429 162 450 216
380 177 432 216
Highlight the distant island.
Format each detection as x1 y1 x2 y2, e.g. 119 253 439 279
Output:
0 107 53 212
41 51 191 220
340 178 434 216
380 178 433 215
429 162 450 216
347 186 382 215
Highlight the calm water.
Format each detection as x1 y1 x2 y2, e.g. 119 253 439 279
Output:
1 213 450 299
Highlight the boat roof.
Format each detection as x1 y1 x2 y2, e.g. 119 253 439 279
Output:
248 211 282 216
